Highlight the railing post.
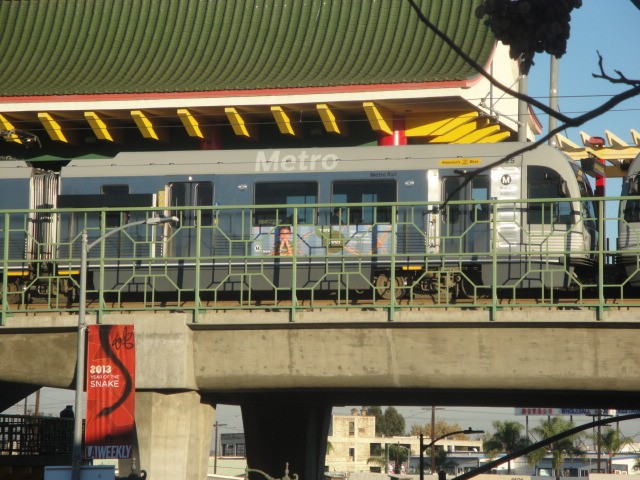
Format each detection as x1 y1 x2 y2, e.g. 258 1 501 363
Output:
194 209 202 323
389 205 397 321
597 198 605 321
490 201 499 321
97 212 107 323
290 208 298 322
1 212 9 325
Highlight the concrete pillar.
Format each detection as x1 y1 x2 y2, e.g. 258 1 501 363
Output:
242 403 332 480
119 391 215 480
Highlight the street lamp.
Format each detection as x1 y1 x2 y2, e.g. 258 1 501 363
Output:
395 443 411 474
71 216 178 480
419 428 484 480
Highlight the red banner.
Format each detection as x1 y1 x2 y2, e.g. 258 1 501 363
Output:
85 324 135 459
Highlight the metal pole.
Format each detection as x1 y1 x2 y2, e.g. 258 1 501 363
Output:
420 434 424 480
213 421 227 474
549 55 559 147
72 230 88 480
597 410 602 473
69 218 177 480
518 63 528 142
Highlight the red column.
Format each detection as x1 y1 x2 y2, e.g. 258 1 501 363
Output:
378 117 407 146
595 157 605 197
199 125 222 150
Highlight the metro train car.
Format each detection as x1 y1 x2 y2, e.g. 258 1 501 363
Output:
618 152 640 286
0 143 598 301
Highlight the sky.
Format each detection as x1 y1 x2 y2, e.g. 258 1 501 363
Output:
527 0 640 159
5 0 640 447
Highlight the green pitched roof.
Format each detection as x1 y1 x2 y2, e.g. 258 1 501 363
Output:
0 0 495 97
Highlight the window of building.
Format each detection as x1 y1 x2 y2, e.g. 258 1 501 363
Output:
236 444 245 457
332 180 396 224
348 421 355 436
254 182 317 226
348 448 355 461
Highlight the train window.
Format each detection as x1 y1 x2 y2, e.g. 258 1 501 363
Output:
101 185 130 195
332 180 396 224
102 185 130 227
254 182 317 226
624 199 640 222
195 182 214 226
577 179 596 222
527 166 572 224
169 182 214 226
471 177 490 221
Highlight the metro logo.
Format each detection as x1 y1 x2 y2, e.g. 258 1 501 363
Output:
255 150 339 172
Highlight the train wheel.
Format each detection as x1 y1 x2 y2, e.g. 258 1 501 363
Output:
375 272 407 300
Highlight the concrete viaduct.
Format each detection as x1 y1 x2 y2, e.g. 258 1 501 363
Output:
2 308 640 480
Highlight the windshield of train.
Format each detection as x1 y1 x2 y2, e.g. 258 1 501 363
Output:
572 164 597 222
621 173 640 222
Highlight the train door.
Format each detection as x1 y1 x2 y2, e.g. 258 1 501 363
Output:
167 181 213 257
441 175 490 255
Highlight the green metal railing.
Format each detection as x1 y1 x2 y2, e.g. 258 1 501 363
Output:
1 196 639 323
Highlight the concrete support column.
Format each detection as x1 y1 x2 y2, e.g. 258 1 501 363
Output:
119 391 215 480
242 403 332 480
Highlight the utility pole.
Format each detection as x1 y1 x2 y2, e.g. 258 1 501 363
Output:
431 407 436 472
421 406 443 473
596 410 602 473
213 421 227 474
34 389 40 416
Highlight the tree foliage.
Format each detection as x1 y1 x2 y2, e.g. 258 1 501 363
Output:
527 417 585 478
475 0 583 73
484 421 530 474
367 444 410 474
589 427 630 473
367 406 406 436
409 420 469 440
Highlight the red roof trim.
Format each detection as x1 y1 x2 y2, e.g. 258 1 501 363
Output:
0 80 473 104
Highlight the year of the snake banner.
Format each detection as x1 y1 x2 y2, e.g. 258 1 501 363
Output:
85 324 135 459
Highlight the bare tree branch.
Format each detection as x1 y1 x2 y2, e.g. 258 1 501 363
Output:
405 0 640 209
405 0 572 124
593 51 640 85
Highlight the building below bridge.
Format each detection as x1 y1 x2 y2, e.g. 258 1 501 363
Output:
219 408 482 476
